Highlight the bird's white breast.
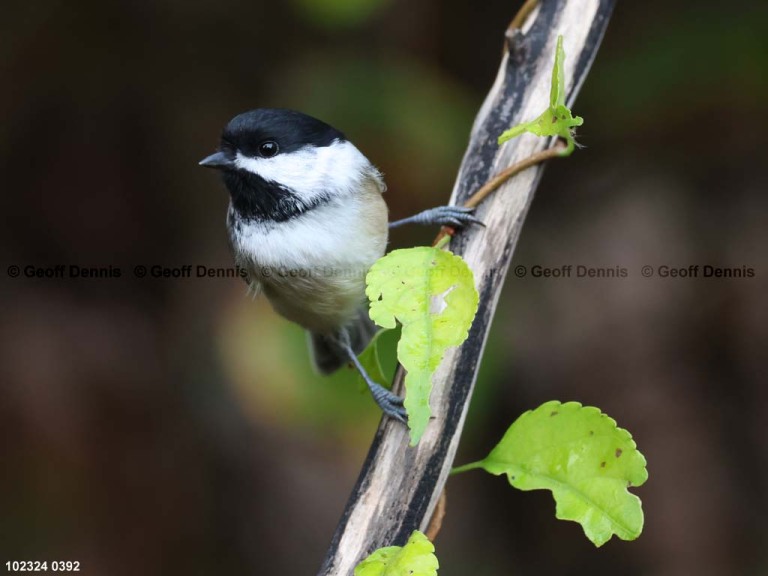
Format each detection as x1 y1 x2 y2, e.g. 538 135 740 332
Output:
231 191 386 273
227 154 389 333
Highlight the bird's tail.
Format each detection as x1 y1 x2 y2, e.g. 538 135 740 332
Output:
308 307 378 375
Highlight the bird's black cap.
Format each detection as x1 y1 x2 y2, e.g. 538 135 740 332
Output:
222 108 345 157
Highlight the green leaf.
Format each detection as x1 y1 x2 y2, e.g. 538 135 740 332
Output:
550 33 567 108
497 35 583 155
356 329 391 392
354 530 439 576
366 247 478 445
453 401 648 546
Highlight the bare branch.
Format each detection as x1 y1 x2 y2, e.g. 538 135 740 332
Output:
319 2 616 574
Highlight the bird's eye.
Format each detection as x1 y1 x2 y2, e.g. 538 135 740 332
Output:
259 140 279 158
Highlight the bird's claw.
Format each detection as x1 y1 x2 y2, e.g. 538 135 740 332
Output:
423 206 485 229
370 384 408 423
389 205 485 230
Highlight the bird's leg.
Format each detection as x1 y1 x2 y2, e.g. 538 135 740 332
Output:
389 205 484 230
339 338 407 423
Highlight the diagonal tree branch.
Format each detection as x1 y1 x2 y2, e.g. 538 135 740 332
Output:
319 2 616 574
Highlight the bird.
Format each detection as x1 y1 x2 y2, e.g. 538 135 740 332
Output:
200 108 481 421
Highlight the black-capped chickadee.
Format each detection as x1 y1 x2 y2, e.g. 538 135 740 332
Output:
200 109 480 421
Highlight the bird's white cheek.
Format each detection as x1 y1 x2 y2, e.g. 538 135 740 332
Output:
233 139 373 203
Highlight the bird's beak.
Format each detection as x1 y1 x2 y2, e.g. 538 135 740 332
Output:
199 151 235 170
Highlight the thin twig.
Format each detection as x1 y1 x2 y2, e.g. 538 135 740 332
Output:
425 490 447 541
464 140 566 209
509 0 540 31
434 139 567 246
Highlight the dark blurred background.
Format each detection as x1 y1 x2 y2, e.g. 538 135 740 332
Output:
1 0 766 574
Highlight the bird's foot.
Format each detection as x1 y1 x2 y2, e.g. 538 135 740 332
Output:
369 383 408 423
389 206 484 230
